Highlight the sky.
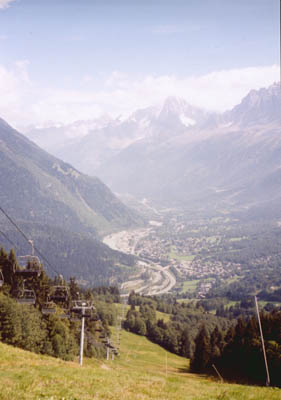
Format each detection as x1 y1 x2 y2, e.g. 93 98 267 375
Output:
0 0 280 128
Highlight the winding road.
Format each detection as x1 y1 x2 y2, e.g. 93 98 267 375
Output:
103 228 176 296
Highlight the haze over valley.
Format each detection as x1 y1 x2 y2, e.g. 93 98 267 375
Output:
0 1 280 396
1 81 280 300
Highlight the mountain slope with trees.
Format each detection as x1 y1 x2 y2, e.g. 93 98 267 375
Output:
0 117 141 282
0 117 140 236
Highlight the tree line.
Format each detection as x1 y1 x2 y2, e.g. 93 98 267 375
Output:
191 312 281 387
124 292 231 358
0 246 120 360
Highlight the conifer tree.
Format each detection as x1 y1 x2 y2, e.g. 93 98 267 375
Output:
190 325 211 372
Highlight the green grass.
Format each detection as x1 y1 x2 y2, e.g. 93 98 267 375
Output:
176 298 197 305
156 310 170 322
180 279 200 294
258 301 281 308
0 332 280 400
223 275 242 286
169 246 195 262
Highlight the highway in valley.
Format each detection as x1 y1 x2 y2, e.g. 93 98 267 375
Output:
103 227 176 296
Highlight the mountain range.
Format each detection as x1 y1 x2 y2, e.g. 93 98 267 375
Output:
23 82 281 217
23 97 212 175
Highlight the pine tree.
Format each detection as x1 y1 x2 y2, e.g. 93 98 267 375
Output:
190 325 211 372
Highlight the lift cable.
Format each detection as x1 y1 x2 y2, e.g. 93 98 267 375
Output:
0 229 19 250
0 206 60 276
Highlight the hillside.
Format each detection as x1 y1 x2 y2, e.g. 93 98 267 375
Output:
0 332 280 400
0 222 136 285
0 117 140 283
0 118 140 236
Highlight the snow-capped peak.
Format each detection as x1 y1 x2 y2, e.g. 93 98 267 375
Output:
179 114 196 127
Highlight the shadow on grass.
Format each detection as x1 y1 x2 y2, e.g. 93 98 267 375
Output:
177 366 190 373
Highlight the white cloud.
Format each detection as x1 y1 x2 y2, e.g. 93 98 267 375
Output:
0 62 279 128
0 61 33 124
0 0 16 10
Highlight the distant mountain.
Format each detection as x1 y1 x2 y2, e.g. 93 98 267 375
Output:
24 98 212 176
224 82 281 126
22 115 114 156
22 83 281 217
0 118 140 283
96 83 281 215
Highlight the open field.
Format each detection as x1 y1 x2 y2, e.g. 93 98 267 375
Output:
0 330 280 400
180 279 200 293
169 247 195 262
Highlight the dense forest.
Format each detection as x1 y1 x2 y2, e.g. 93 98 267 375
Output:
0 220 136 286
191 313 281 387
0 246 120 360
124 292 281 387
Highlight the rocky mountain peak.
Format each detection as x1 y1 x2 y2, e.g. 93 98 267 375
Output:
226 82 281 125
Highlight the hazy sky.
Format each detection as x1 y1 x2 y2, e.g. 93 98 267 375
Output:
0 0 280 127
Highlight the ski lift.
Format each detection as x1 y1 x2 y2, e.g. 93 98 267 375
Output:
16 287 36 305
90 315 99 322
71 300 94 312
16 240 42 277
48 274 69 304
16 256 41 277
59 309 70 319
0 270 4 287
41 298 57 315
50 286 69 302
70 300 95 319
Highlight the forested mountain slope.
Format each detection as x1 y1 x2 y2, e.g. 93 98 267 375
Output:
0 118 139 282
0 118 140 236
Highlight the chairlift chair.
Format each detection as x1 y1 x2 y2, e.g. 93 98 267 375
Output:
41 301 56 315
16 288 36 305
16 255 42 278
59 309 70 319
50 285 69 303
70 300 94 312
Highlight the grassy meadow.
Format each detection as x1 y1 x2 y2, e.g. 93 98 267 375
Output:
0 329 280 400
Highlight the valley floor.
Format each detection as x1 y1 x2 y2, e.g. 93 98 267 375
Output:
0 330 280 400
103 228 177 296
